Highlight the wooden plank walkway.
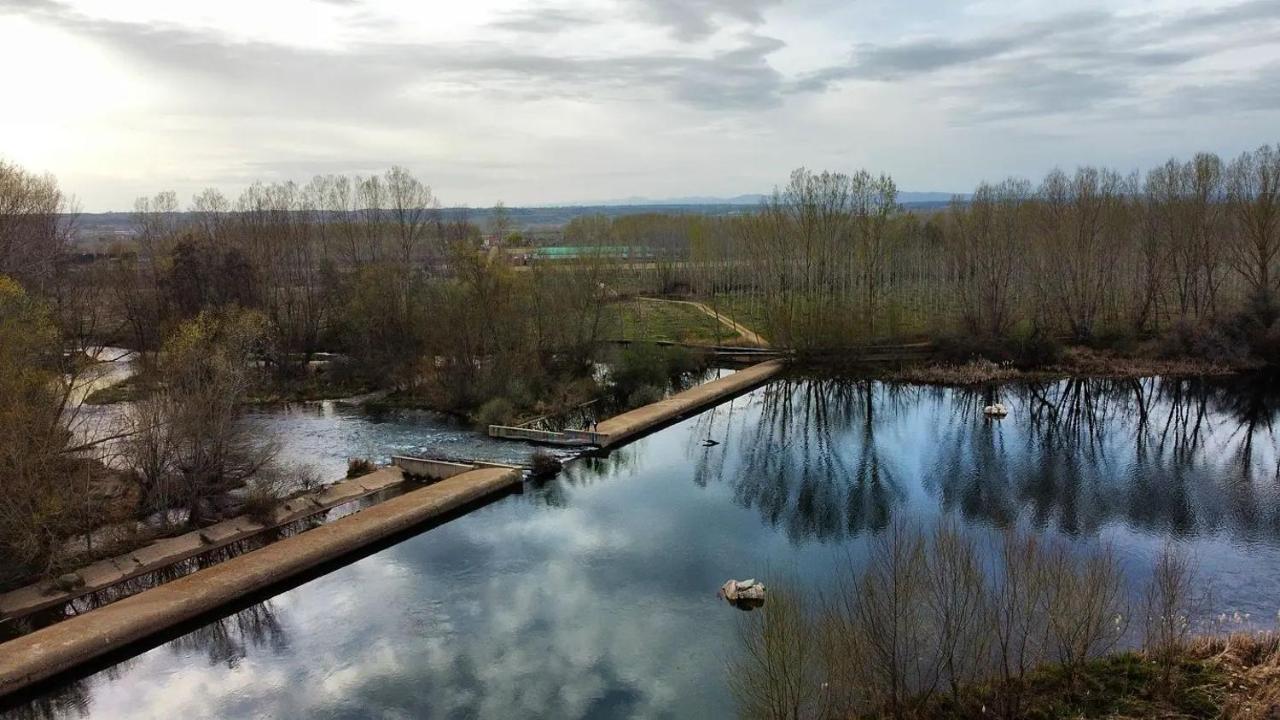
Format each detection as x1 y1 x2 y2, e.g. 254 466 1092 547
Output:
0 466 521 699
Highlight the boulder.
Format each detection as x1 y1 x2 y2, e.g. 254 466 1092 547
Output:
718 578 766 607
54 572 85 592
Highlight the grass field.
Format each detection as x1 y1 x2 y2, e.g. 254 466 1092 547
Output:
602 298 738 345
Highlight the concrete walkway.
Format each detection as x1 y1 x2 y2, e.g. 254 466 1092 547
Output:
595 359 785 447
0 467 408 622
0 466 520 699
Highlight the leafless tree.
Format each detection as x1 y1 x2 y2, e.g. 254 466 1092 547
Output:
1227 144 1280 310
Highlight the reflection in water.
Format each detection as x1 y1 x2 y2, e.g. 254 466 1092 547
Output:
10 374 1280 719
681 375 1280 547
706 380 913 541
169 601 287 668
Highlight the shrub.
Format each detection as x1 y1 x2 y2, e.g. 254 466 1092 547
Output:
529 450 563 480
935 328 1062 368
935 332 1016 365
609 344 705 402
346 457 376 479
731 521 1139 720
626 384 664 409
1009 326 1063 366
610 344 673 396
474 397 517 428
240 476 284 526
1142 545 1205 685
1158 320 1247 364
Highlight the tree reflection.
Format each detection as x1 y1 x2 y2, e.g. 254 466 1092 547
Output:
684 373 1280 547
927 375 1280 542
168 600 287 667
687 378 913 542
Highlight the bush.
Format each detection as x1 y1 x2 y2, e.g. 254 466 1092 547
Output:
732 520 1136 719
1158 320 1248 364
474 397 517 428
626 384 664 409
1010 326 1063 366
346 457 376 479
529 450 563 480
611 344 672 395
936 328 1062 368
240 476 284 525
609 344 705 402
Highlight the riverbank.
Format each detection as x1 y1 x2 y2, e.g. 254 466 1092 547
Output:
879 634 1278 719
883 347 1249 386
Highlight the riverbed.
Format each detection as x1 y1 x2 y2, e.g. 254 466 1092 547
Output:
9 374 1280 719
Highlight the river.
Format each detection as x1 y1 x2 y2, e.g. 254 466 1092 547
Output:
8 374 1280 719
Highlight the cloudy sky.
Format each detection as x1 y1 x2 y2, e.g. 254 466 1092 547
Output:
1 0 1277 211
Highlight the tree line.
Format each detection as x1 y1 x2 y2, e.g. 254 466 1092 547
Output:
0 161 617 588
565 145 1279 360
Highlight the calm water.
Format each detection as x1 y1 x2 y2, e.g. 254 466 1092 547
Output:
10 375 1280 719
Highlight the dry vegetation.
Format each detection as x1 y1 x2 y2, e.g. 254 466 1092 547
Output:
887 348 1244 385
730 523 1280 719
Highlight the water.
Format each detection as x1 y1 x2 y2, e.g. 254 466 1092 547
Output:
10 374 1280 719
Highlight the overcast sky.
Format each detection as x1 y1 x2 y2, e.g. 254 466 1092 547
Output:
1 0 1278 211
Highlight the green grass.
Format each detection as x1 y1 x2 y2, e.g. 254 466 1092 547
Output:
602 299 733 345
712 291 936 346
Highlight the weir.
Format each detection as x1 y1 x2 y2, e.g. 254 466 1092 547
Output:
0 462 521 699
0 358 787 700
486 359 786 448
592 359 786 447
0 467 409 623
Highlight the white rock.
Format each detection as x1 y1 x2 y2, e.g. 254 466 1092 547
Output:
719 578 766 604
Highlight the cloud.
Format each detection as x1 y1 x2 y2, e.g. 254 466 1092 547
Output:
2 0 1279 210
4 0 788 114
488 6 598 35
627 0 781 41
794 1 1280 122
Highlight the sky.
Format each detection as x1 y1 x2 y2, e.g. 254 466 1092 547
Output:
1 0 1278 211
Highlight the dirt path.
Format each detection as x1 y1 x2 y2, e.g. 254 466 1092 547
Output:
636 297 768 347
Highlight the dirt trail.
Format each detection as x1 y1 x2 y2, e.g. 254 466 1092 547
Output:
636 297 768 347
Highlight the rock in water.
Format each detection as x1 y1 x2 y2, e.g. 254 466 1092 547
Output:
983 403 1008 418
719 578 766 608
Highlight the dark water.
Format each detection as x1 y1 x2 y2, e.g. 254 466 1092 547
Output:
11 375 1280 719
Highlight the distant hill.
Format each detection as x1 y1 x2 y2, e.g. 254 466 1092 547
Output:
69 193 964 245
570 191 965 206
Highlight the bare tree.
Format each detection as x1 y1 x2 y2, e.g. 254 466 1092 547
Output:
728 584 832 720
1142 544 1205 685
1227 144 1280 313
384 165 437 265
0 160 72 292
